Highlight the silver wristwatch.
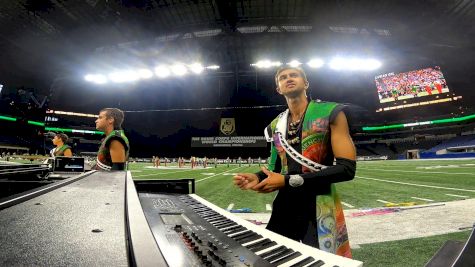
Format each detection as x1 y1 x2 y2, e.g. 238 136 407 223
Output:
289 174 304 187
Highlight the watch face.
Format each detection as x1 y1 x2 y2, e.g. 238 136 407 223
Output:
289 175 304 187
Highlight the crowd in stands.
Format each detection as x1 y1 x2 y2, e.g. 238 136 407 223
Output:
376 66 448 101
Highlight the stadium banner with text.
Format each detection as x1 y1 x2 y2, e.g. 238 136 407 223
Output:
191 136 267 147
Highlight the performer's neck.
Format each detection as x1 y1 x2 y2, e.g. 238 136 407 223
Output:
286 94 308 122
104 126 115 136
55 142 64 148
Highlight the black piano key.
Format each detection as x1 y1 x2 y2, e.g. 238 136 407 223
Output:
213 219 233 227
203 215 222 220
205 215 223 220
289 256 316 267
198 213 214 217
249 240 277 253
207 217 226 224
271 251 302 265
230 230 252 239
245 238 272 249
210 219 228 225
264 248 294 262
223 226 246 235
234 231 258 242
307 260 325 267
236 234 262 244
222 225 243 233
258 245 286 259
217 222 236 229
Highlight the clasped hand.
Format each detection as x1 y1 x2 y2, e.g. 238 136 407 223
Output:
233 167 285 193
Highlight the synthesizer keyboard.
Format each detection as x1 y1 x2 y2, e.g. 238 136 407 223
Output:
138 192 363 267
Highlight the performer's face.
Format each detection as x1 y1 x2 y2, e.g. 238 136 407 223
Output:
276 69 308 97
52 136 60 146
95 111 110 131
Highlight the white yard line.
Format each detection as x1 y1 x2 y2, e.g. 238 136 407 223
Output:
196 166 243 183
133 169 196 177
411 197 434 202
266 204 272 211
376 199 392 204
357 175 475 193
341 202 355 208
445 194 469 198
358 167 475 176
227 203 234 210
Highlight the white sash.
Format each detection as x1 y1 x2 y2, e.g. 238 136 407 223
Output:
272 109 329 172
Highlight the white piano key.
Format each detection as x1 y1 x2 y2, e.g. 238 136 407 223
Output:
241 236 267 247
190 194 363 267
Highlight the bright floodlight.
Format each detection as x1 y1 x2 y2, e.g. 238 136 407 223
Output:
84 74 108 84
154 66 171 78
253 60 282 68
170 64 188 76
287 60 302 67
108 70 139 83
206 65 220 70
362 59 382 70
189 63 204 74
137 69 153 79
329 57 381 71
307 59 324 68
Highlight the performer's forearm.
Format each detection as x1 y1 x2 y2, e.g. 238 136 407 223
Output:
284 158 356 187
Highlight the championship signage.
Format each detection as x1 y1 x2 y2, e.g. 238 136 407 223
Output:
220 118 235 135
191 136 268 148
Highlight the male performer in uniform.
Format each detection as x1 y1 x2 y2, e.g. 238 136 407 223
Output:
51 133 73 157
233 66 356 258
94 108 129 171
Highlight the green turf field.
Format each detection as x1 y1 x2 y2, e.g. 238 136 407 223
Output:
129 159 475 266
129 159 475 212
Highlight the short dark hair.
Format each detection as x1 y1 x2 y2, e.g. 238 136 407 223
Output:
101 108 124 129
55 133 68 143
274 66 308 87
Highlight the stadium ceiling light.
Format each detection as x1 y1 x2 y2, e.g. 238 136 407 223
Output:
154 65 171 78
252 60 282 68
170 64 188 76
108 70 140 83
84 74 108 84
206 65 220 70
362 59 382 70
189 63 204 74
307 59 324 68
287 60 302 67
137 68 153 79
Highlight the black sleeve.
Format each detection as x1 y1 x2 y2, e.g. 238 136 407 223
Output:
111 162 126 171
106 136 128 151
284 158 356 187
255 154 282 182
329 104 346 124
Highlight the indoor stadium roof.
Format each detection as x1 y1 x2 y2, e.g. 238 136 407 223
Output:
0 0 474 111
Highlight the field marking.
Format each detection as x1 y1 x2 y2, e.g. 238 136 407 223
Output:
341 202 354 208
411 197 434 202
358 167 475 176
376 199 392 204
356 175 475 193
445 194 468 198
266 204 272 211
134 169 196 177
227 203 234 210
196 166 243 183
